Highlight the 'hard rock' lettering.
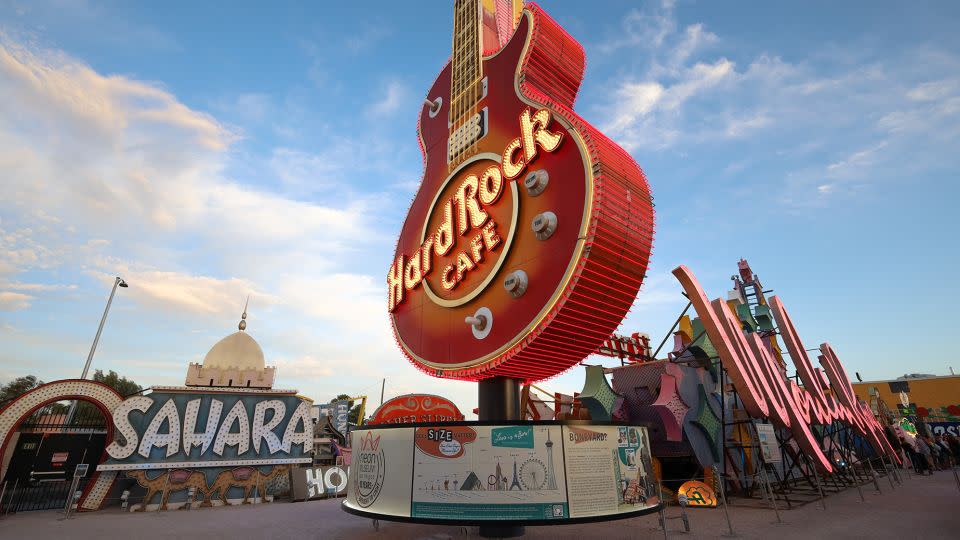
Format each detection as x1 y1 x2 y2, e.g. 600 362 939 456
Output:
388 107 564 310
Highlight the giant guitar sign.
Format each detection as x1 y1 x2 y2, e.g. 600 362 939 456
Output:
389 1 655 382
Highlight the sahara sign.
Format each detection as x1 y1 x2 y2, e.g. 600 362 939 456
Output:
99 390 313 470
388 4 654 383
672 265 900 472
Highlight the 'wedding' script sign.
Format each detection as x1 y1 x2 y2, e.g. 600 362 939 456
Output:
673 265 900 472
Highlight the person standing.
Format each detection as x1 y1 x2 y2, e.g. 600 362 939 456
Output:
935 435 953 467
901 437 924 474
916 436 935 474
947 434 960 463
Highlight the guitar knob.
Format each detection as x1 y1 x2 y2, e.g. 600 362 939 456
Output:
464 307 493 339
426 97 442 118
503 270 528 298
532 211 557 240
523 169 549 196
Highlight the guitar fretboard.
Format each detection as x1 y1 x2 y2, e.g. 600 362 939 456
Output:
450 0 484 140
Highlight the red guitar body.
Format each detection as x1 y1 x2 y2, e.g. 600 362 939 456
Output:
390 4 654 382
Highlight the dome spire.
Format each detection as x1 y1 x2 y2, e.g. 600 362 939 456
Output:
239 295 249 331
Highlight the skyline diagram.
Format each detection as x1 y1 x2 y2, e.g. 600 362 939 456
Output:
1 0 959 416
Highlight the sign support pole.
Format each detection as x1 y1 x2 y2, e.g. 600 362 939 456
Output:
477 376 523 539
880 459 895 490
866 460 882 494
759 465 781 522
717 472 736 537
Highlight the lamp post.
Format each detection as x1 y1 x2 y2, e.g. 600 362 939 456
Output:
65 276 128 425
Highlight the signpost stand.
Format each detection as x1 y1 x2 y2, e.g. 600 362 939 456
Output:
759 466 781 523
717 473 736 537
656 482 668 540
866 461 882 494
62 463 89 520
812 469 827 510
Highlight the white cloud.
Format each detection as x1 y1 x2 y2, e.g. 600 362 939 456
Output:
0 291 33 311
0 32 442 412
826 142 888 175
906 79 957 102
605 58 735 149
0 35 378 289
724 113 771 138
597 2 677 54
593 1 960 211
366 80 408 118
85 265 277 318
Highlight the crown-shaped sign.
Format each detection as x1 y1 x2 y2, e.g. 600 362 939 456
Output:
360 431 382 452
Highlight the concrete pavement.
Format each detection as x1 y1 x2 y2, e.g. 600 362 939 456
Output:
1 469 957 539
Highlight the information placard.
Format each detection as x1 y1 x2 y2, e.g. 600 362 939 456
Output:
755 423 782 464
411 424 567 520
343 423 659 524
345 427 414 518
561 425 657 518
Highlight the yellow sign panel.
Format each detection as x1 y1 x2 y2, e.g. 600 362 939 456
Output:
678 480 717 508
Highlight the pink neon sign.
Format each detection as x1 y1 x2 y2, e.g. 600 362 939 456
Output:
673 265 899 473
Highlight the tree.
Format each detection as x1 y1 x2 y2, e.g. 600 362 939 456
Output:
0 375 43 404
68 370 143 421
1 371 143 424
92 369 142 397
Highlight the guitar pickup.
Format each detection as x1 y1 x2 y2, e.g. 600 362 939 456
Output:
447 107 488 163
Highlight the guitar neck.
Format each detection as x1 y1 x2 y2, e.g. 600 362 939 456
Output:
450 0 483 126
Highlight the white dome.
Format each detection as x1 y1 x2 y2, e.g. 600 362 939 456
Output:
202 331 265 371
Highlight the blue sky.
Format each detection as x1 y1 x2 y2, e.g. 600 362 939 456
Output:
1 0 958 415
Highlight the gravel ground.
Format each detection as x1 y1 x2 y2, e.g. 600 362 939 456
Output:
1 469 957 539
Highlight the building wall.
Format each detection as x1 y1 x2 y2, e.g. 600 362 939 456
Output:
852 375 960 421
184 363 276 389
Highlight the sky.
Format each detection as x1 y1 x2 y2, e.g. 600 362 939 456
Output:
1 0 958 416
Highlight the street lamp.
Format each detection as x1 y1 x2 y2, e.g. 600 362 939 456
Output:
65 276 128 425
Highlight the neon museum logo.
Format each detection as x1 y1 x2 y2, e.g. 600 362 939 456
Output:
673 265 900 472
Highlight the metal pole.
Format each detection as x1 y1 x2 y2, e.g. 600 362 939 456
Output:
5 479 18 516
812 469 827 510
66 277 124 424
379 378 386 407
63 475 81 519
477 377 523 538
760 465 781 522
657 482 668 540
853 465 865 502
717 473 736 537
651 301 691 360
880 459 895 490
866 460 882 494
